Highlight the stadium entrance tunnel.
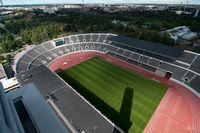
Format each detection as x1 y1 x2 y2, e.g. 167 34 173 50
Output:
165 72 172 79
57 71 134 132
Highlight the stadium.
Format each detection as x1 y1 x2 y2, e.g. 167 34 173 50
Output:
1 33 200 133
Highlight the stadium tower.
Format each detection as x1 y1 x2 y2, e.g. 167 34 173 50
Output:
0 0 3 5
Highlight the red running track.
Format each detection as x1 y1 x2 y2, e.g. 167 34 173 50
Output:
49 51 200 133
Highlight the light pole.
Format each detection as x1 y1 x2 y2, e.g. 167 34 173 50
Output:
0 0 3 5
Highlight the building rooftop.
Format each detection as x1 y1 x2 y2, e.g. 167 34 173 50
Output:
0 83 69 133
0 77 19 91
165 26 199 41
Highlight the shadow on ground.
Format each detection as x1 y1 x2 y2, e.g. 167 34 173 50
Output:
58 72 134 132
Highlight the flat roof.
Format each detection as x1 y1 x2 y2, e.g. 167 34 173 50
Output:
0 77 19 91
109 36 184 59
16 65 123 133
6 83 69 133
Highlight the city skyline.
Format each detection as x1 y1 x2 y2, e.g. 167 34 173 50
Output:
2 0 200 5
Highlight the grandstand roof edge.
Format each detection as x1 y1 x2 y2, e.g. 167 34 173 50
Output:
108 35 184 59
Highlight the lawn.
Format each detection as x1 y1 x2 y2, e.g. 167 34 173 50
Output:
58 57 167 133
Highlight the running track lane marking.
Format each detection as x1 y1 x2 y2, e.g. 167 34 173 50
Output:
161 91 173 111
164 96 181 133
147 111 162 133
146 89 173 133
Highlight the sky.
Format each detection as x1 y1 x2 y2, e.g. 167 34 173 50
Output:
2 0 200 5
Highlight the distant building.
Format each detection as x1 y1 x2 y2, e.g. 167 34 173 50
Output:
64 4 82 9
155 6 168 11
103 7 111 12
175 10 192 15
112 19 129 27
164 26 198 44
0 10 14 15
43 7 58 14
176 10 183 15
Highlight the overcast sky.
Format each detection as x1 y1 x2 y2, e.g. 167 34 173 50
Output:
2 0 200 5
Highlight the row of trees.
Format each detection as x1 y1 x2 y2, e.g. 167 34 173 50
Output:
1 9 199 55
20 22 66 44
0 28 23 53
109 10 200 32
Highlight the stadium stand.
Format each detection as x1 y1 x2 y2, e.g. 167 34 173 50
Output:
143 51 153 57
174 61 189 68
139 56 149 64
177 51 197 64
152 54 164 60
92 34 99 42
43 51 56 61
182 71 196 81
117 48 125 55
81 43 87 50
140 64 156 72
126 58 140 66
148 59 160 68
130 52 140 60
16 62 29 74
42 41 55 50
34 45 47 53
70 35 77 43
18 54 33 64
72 43 80 50
77 34 84 42
63 37 70 44
57 46 68 55
16 33 200 97
109 36 183 59
108 46 118 53
26 49 39 57
187 76 200 93
99 34 107 42
124 51 132 57
65 45 73 52
85 34 92 42
189 56 200 73
16 65 123 133
162 57 175 63
159 62 175 72
171 67 187 81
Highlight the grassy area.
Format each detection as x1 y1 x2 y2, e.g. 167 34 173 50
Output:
58 57 167 133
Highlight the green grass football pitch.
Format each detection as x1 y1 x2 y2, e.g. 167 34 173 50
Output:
58 57 167 133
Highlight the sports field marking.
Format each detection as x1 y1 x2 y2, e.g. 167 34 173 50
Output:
161 92 172 110
147 90 172 133
198 112 200 132
58 57 167 132
147 111 162 133
49 51 200 133
164 97 181 133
